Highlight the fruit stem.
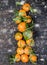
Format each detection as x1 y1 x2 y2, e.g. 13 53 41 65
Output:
26 23 34 31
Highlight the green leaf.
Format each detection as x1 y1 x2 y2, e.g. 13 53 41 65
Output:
29 21 34 26
26 26 34 31
13 18 17 21
22 16 31 21
23 30 33 40
30 7 34 13
22 17 28 21
16 2 21 5
30 7 37 13
14 10 19 16
9 55 15 64
31 61 37 65
26 24 29 28
9 58 14 64
13 17 21 21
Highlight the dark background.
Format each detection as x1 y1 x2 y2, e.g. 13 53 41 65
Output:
0 0 47 65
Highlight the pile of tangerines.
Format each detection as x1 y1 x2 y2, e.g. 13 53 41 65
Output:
10 3 37 64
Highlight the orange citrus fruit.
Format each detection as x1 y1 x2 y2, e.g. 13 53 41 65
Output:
15 54 21 62
17 48 24 55
21 54 29 63
24 46 31 55
19 9 27 16
17 40 26 48
26 39 35 46
22 3 30 12
14 32 23 41
18 22 26 32
25 16 32 23
29 55 37 62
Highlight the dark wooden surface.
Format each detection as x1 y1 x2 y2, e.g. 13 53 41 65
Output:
0 0 47 65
